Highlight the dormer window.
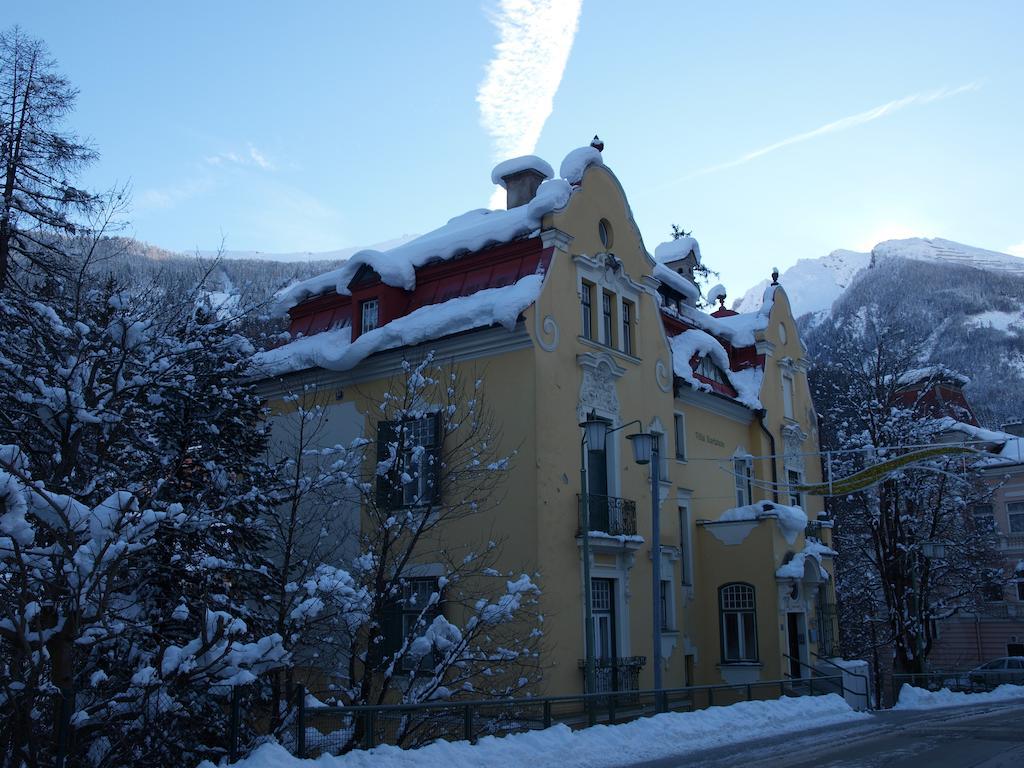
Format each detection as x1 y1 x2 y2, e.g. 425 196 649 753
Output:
696 356 729 385
361 298 379 333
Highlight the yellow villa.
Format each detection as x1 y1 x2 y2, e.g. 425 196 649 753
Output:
254 141 838 698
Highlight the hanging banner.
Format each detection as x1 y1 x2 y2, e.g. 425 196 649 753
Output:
795 445 979 497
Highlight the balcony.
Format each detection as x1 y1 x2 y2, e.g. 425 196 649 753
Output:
578 494 638 537
1000 533 1024 551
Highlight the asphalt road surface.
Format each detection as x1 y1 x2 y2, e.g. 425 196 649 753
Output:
621 701 1024 768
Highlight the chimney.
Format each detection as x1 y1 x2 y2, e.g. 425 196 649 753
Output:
491 155 554 209
502 167 547 209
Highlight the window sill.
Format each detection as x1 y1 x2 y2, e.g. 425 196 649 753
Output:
577 336 641 364
717 661 762 667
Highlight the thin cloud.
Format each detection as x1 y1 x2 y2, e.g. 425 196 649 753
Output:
204 143 275 170
137 176 215 210
672 82 981 183
477 0 583 162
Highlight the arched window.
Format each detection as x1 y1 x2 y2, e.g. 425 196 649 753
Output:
719 582 758 662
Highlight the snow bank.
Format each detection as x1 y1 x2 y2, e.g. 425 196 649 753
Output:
213 694 865 768
894 683 1024 711
274 181 571 314
491 156 554 187
668 330 763 409
719 500 808 544
654 236 701 265
255 274 544 377
559 146 603 185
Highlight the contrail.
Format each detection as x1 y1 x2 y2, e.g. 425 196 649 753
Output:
665 82 981 185
477 0 584 163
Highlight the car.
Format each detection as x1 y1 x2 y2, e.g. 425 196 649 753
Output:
967 657 1024 687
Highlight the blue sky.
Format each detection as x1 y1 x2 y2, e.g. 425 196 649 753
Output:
13 1 1024 295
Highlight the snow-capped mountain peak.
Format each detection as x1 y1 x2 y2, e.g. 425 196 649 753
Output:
734 238 1024 318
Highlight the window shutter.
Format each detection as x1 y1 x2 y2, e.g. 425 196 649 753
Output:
376 420 401 509
423 412 443 503
380 599 403 659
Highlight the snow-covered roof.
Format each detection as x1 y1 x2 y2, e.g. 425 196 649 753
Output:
897 365 970 388
653 263 701 303
776 538 834 581
559 146 603 185
718 499 808 544
255 274 544 377
654 236 702 265
677 283 777 348
669 329 763 409
490 155 554 187
273 179 572 315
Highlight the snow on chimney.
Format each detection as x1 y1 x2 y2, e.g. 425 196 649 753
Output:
491 155 554 209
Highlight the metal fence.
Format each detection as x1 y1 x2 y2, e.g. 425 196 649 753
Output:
278 676 847 758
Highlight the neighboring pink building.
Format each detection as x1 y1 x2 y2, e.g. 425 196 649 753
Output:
929 423 1024 668
889 369 1024 668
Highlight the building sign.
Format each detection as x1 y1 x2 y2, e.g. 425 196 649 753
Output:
695 431 725 448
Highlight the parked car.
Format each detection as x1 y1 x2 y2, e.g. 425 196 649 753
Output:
968 657 1024 687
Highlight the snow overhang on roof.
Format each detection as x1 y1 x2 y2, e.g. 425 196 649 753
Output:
668 329 763 410
273 174 576 316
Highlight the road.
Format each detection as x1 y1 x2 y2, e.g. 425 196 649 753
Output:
622 701 1024 768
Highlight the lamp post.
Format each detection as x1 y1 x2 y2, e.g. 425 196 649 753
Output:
627 431 663 698
913 541 946 670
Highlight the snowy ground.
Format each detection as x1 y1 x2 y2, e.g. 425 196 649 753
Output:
894 683 1024 710
207 695 867 768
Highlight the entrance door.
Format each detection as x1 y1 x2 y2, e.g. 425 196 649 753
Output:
592 578 617 660
787 613 805 678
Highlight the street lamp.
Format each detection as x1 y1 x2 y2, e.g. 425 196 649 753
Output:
627 431 664 698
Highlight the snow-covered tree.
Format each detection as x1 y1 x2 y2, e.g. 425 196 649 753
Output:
810 311 1004 680
0 26 99 288
0 222 291 766
297 356 544 750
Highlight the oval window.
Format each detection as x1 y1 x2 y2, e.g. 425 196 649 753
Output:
778 322 788 344
598 218 613 249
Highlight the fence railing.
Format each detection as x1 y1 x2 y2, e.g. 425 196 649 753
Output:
579 656 646 698
578 493 638 536
283 676 845 758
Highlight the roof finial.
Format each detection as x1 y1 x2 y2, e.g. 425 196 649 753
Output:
590 135 604 152
771 266 779 285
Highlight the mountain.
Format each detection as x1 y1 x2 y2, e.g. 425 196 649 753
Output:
734 248 870 318
198 235 418 263
735 238 1024 427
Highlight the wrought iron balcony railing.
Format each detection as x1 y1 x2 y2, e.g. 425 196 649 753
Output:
578 493 638 537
